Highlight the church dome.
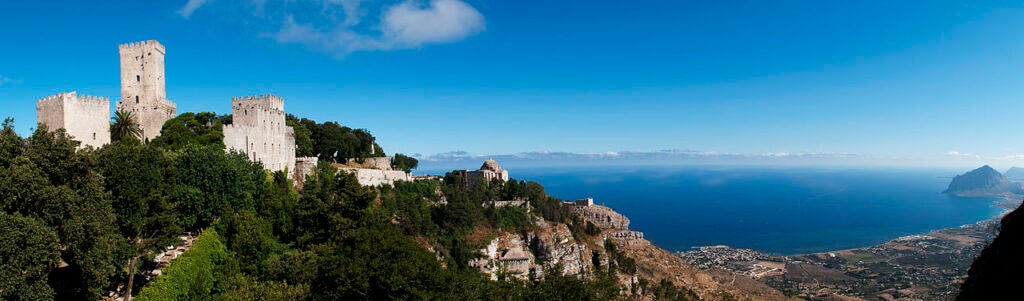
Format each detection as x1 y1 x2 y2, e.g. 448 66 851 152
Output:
480 159 503 172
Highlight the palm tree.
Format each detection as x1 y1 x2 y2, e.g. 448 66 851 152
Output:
111 110 142 142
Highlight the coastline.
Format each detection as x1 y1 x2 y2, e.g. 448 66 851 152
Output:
677 194 1016 300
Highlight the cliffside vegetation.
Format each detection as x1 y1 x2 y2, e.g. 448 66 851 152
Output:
0 116 656 301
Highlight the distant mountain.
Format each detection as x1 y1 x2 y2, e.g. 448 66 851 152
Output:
943 165 1022 196
1005 167 1024 181
958 201 1024 300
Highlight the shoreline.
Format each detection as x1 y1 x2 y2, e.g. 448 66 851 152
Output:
677 194 1014 299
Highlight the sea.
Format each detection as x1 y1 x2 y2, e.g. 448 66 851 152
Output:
476 166 1002 255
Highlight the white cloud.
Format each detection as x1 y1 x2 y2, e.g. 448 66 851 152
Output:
0 76 20 87
379 0 485 48
272 0 484 54
946 151 981 159
181 0 485 56
178 0 209 18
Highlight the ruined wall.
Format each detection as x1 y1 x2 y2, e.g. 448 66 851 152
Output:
338 168 411 187
223 94 296 173
293 156 319 185
573 204 630 230
364 157 392 170
116 40 176 141
36 92 110 149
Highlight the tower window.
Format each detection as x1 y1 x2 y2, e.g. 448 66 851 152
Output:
135 96 139 103
93 133 96 140
137 75 140 82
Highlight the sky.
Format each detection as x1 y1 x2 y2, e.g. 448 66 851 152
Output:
2 1 1024 169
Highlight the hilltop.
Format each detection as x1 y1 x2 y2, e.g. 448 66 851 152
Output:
1005 167 1024 181
943 165 1022 197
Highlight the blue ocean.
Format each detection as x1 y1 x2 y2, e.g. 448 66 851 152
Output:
501 166 1002 255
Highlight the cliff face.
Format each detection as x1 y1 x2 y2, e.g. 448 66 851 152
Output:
467 203 794 300
469 220 593 280
573 204 630 229
944 165 1021 196
957 201 1024 300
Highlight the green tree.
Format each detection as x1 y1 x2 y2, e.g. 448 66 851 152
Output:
0 213 61 301
217 210 283 275
150 112 227 150
21 127 123 299
392 153 419 172
173 145 266 230
313 227 449 300
0 118 24 167
293 166 375 247
111 110 143 142
96 139 181 301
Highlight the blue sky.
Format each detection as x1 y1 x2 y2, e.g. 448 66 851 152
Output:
2 1 1024 168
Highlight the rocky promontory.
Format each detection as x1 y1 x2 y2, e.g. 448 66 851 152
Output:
943 165 1022 197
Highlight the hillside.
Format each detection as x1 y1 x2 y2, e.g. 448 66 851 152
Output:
943 165 1021 197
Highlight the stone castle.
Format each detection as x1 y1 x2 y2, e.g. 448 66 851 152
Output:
223 94 296 173
31 39 390 183
455 158 510 187
35 92 110 148
115 40 177 142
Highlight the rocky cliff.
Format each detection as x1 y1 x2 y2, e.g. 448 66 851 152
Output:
466 202 794 300
957 201 1024 300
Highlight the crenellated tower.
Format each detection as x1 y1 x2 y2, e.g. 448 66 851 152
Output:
115 40 176 141
223 94 295 172
36 91 111 149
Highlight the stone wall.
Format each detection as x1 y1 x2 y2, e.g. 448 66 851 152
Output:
223 94 296 173
338 168 411 187
116 40 176 141
573 204 630 230
293 156 318 185
36 92 110 149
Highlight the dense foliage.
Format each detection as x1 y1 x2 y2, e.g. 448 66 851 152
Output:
0 114 665 300
286 114 384 161
149 112 228 151
134 229 233 301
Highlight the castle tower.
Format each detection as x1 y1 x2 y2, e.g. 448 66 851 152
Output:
115 40 177 142
222 94 296 173
36 92 111 149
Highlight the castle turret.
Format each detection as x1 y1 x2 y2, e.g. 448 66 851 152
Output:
115 40 176 142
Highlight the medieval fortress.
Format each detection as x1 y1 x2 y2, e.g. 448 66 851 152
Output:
35 40 304 177
33 39 508 187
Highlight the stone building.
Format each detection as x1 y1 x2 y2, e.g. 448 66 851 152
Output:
115 40 177 141
455 159 510 187
223 94 296 173
35 92 110 149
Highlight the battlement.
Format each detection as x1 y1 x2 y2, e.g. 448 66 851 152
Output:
231 94 285 111
37 91 110 106
36 91 111 149
118 40 166 53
